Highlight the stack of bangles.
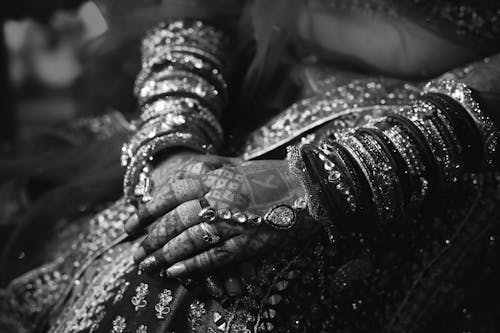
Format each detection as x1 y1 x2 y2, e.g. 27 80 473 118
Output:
288 79 498 242
122 20 229 204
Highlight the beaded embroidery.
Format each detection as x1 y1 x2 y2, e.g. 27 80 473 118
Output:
111 316 126 333
155 289 173 319
131 283 149 311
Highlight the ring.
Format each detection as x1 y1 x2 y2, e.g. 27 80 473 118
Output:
200 223 221 245
198 198 217 223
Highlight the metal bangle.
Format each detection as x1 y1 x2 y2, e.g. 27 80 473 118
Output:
423 79 497 168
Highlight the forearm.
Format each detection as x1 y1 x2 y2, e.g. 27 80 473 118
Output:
122 20 234 204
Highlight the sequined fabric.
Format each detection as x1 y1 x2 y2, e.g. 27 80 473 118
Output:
314 0 500 47
1 60 500 332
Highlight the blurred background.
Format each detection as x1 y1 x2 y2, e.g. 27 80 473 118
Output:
0 1 143 257
0 1 138 147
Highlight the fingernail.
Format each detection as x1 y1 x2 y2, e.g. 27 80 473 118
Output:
133 246 147 263
225 277 243 296
138 253 165 273
124 214 139 234
165 264 185 278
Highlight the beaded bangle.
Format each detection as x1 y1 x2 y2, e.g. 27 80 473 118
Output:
317 149 357 214
287 145 337 242
356 131 402 221
138 99 223 142
357 126 412 209
123 120 211 169
299 145 343 242
141 21 226 65
320 141 362 213
399 102 457 189
428 103 464 179
139 68 227 106
385 114 437 202
123 132 214 202
336 131 390 222
138 73 225 111
414 99 463 180
422 93 482 170
136 51 226 97
423 80 497 168
382 124 428 207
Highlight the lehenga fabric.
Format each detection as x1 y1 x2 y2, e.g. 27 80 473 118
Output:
1 1 500 333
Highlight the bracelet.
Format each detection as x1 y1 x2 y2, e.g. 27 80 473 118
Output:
423 79 497 168
336 131 388 223
316 149 357 214
287 145 336 242
142 21 226 66
138 73 225 111
137 68 228 108
422 92 483 170
399 102 458 190
356 131 403 221
381 123 428 207
357 126 412 209
319 142 360 213
138 99 223 143
385 114 436 202
136 51 226 97
123 132 214 202
122 121 205 169
198 197 308 231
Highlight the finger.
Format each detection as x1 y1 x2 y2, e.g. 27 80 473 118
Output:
124 178 208 234
138 221 243 272
133 199 204 262
165 235 254 278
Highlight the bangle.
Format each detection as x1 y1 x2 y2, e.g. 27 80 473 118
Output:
287 145 336 241
142 21 226 66
137 68 228 108
138 73 225 111
356 131 403 222
386 114 437 202
320 141 361 213
138 99 223 143
336 131 390 223
317 149 357 214
357 126 412 209
136 51 226 97
123 132 214 202
381 123 428 208
297 145 342 241
423 79 497 168
399 102 459 190
422 93 482 170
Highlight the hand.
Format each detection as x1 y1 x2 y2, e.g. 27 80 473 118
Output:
123 151 237 234
133 160 320 278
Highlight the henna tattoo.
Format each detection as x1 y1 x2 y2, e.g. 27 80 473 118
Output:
143 178 207 219
243 169 292 209
205 189 250 210
137 159 319 276
137 200 203 260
